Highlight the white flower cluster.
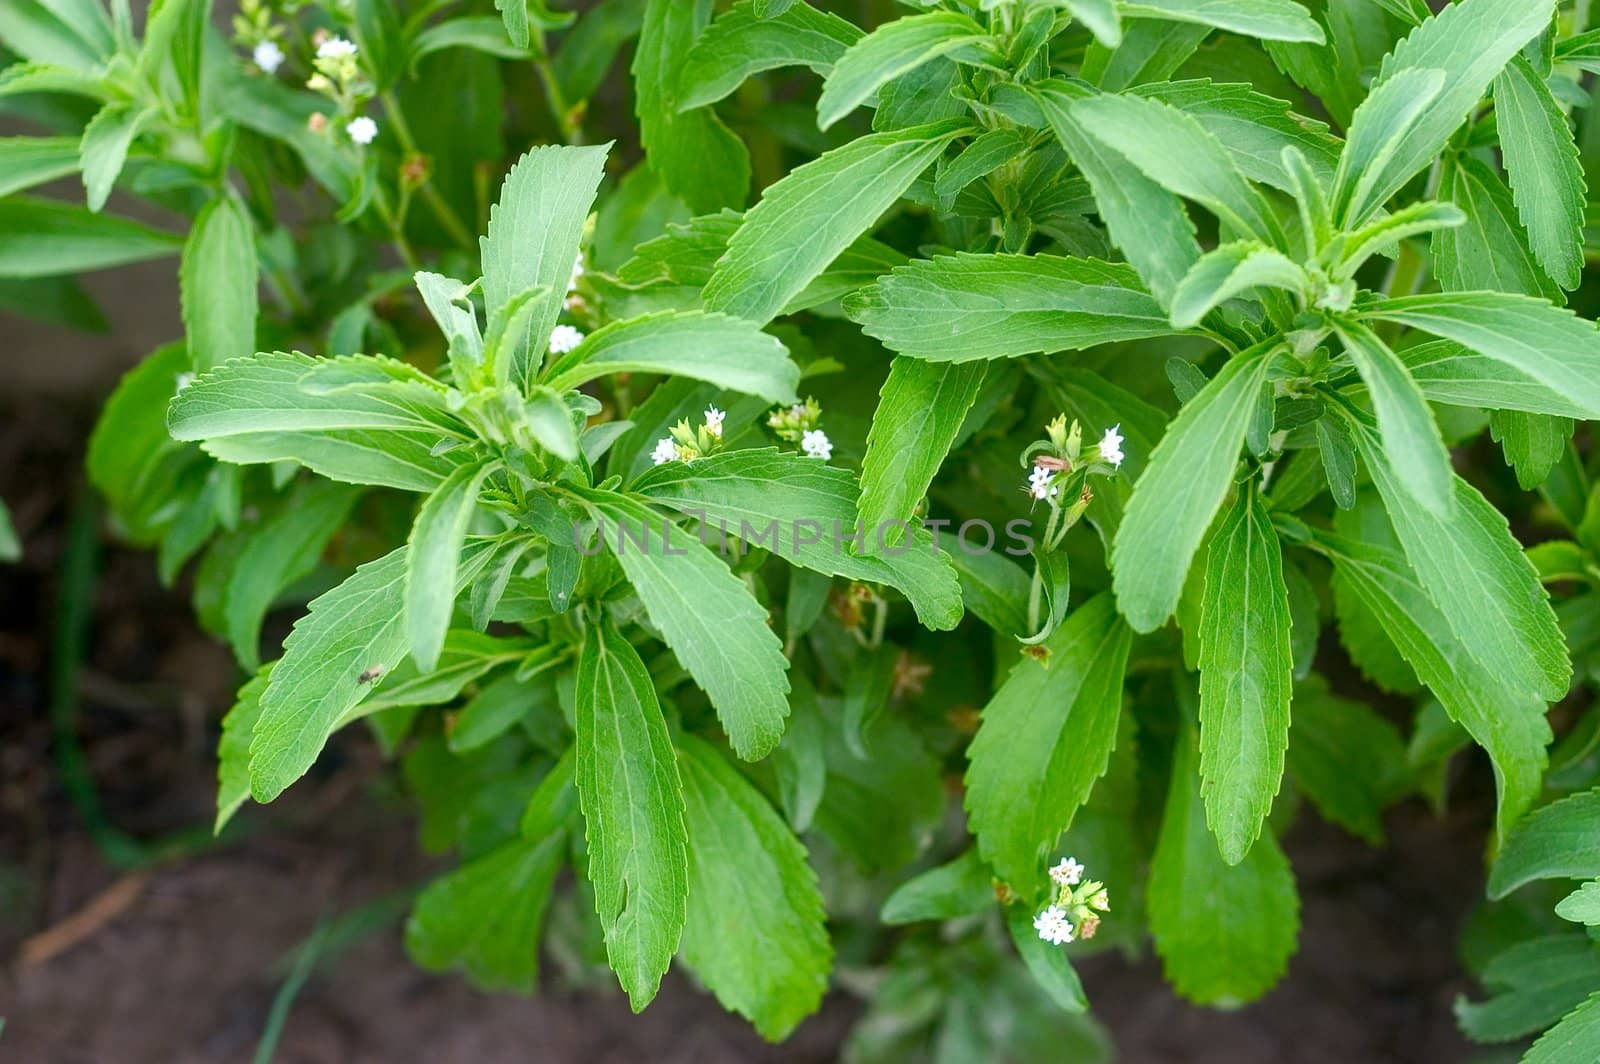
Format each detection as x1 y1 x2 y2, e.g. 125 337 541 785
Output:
1022 423 1125 502
547 324 585 355
652 406 727 466
1099 424 1124 468
346 115 377 145
253 39 285 74
1027 464 1058 501
317 36 358 60
1033 855 1109 947
801 428 832 461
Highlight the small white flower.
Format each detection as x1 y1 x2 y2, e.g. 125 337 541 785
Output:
1033 906 1075 946
253 40 285 74
1090 889 1109 912
346 116 378 145
1099 424 1124 468
651 437 680 466
704 406 725 438
317 36 358 60
1027 464 1058 501
1049 857 1084 887
567 252 585 294
801 429 832 461
547 324 585 355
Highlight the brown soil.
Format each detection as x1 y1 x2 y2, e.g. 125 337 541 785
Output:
0 345 1483 1064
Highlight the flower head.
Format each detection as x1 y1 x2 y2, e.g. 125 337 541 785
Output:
253 40 285 74
1049 857 1084 887
1027 464 1058 501
547 324 585 355
1090 889 1109 912
801 429 832 461
1098 424 1124 468
703 406 725 438
651 437 680 466
317 36 358 60
1033 906 1075 946
346 116 378 145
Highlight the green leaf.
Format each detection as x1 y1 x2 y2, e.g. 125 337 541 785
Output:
634 0 750 214
181 196 259 373
409 17 533 63
1331 199 1465 275
1525 990 1600 1064
677 734 831 1040
1345 412 1569 703
1455 935 1600 1043
845 252 1172 363
1112 344 1275 633
405 832 565 992
677 0 861 111
1134 80 1341 192
215 666 271 832
0 498 17 563
857 358 985 546
1006 905 1088 1014
939 531 1031 638
78 102 149 212
1434 154 1562 303
1491 410 1574 491
703 119 969 326
933 127 1028 202
1169 241 1308 329
249 548 410 802
773 669 826 830
88 342 193 540
1402 340 1591 419
479 144 608 392
1121 0 1323 43
0 196 181 277
1035 83 1200 305
1148 713 1299 1004
1493 55 1586 291
1489 789 1600 899
1285 677 1407 845
1316 532 1550 844
964 593 1133 891
1082 18 1209 92
816 11 986 131
1332 319 1453 517
1067 0 1121 48
167 352 475 491
1069 91 1283 246
223 481 359 670
631 448 962 629
406 458 497 672
1363 292 1600 422
582 490 791 760
1332 0 1552 225
574 615 688 1010
0 136 80 197
542 310 798 402
1198 483 1293 864
881 849 994 925
1329 67 1447 227
1558 882 1600 926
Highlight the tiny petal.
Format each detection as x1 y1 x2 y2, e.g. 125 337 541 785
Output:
346 116 378 145
704 405 725 437
567 252 585 294
253 40 285 74
801 429 832 461
1099 424 1124 468
1090 889 1110 912
651 437 679 466
547 324 585 355
317 36 358 60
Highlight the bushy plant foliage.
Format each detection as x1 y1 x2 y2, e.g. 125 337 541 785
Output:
10 0 1600 1056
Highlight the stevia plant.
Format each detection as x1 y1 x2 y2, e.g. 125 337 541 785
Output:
12 0 1600 1057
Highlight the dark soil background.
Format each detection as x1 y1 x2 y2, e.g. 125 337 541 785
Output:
0 276 1491 1062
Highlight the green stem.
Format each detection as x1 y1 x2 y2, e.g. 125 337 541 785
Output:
380 90 478 250
531 30 582 144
